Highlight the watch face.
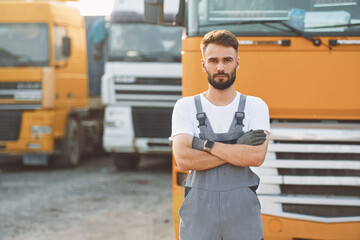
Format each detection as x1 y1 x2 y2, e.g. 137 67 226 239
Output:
205 140 214 152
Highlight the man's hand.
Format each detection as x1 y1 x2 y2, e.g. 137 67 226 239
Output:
192 137 205 151
236 130 267 146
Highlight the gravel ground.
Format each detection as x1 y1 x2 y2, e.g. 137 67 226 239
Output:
0 154 174 240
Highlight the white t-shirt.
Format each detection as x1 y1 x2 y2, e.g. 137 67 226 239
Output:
171 92 270 139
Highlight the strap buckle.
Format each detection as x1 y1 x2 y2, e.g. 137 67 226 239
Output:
235 112 245 126
196 112 207 127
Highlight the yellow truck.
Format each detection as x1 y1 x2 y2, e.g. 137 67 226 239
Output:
0 0 103 166
145 0 360 239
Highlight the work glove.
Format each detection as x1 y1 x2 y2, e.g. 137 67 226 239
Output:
192 137 205 151
236 130 266 146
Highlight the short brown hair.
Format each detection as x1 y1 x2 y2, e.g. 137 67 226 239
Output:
201 30 238 56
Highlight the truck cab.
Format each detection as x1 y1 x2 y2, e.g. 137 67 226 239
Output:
145 0 360 239
101 7 182 170
0 0 102 167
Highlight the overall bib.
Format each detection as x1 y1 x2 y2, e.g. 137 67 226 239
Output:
179 94 263 240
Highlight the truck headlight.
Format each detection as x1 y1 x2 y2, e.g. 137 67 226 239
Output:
31 125 52 135
105 120 124 129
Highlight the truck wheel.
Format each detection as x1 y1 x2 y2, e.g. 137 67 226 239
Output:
113 154 139 171
53 118 81 167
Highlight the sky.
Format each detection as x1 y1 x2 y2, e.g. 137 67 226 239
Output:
67 0 115 16
67 0 179 16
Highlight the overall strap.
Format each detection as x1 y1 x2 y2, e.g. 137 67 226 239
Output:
194 94 203 113
234 94 247 133
194 95 207 139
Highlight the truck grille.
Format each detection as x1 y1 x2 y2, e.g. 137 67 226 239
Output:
281 185 359 197
256 121 360 221
113 76 181 107
132 107 172 138
0 82 42 110
0 111 23 141
282 204 360 218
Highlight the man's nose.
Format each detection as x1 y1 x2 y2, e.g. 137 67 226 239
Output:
217 62 225 72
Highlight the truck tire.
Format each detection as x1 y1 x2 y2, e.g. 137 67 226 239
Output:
113 153 139 171
53 118 82 167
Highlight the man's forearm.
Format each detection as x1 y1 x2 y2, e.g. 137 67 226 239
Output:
209 140 268 167
173 135 227 171
172 132 268 171
176 148 226 171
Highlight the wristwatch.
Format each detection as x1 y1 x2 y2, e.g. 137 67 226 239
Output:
204 140 215 153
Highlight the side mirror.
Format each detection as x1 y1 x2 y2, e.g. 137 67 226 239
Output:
62 36 71 57
175 0 185 26
144 0 164 24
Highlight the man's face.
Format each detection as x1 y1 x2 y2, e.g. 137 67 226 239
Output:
202 43 239 90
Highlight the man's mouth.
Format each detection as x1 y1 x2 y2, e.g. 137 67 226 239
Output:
215 74 228 79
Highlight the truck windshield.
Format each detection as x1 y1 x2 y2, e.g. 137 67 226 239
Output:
108 23 182 62
187 0 360 36
0 23 49 67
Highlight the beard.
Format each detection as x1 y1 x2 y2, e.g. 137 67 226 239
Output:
206 67 236 90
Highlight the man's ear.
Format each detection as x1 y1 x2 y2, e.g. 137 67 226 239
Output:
201 59 206 72
236 57 240 70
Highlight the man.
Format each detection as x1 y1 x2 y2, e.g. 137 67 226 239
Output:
171 30 270 240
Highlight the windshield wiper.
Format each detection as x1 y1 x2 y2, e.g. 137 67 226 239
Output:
0 47 20 59
14 55 34 66
0 48 34 66
0 49 47 67
305 23 360 29
200 20 325 47
276 21 323 47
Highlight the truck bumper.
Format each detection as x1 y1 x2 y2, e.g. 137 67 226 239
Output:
0 141 53 165
0 110 55 163
103 136 171 154
262 214 360 240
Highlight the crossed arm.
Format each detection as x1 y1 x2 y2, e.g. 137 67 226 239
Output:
172 131 269 171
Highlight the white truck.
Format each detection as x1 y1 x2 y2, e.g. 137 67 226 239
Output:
100 0 182 170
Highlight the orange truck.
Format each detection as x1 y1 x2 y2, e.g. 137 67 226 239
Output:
145 0 360 239
0 0 103 166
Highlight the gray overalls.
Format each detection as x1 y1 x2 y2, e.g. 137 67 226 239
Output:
179 94 263 240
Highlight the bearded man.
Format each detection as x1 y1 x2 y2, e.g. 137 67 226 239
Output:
171 30 270 240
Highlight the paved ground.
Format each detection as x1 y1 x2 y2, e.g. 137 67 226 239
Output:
0 154 174 240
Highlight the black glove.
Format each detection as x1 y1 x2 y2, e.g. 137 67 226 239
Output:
192 137 205 151
236 130 266 146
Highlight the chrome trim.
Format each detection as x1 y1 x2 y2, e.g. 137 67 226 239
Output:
261 210 360 223
261 195 360 207
314 2 357 7
113 101 176 107
268 143 360 153
135 138 172 154
114 85 181 92
261 175 360 186
115 94 181 101
262 159 360 170
0 104 41 110
238 40 290 46
336 40 360 45
330 39 360 46
259 121 360 221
